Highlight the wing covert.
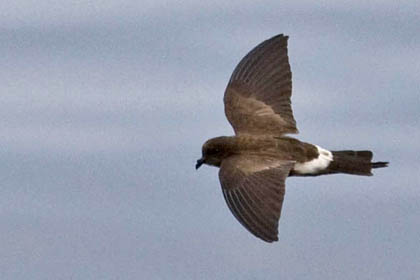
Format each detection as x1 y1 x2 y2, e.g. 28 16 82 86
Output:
218 155 294 242
224 34 298 136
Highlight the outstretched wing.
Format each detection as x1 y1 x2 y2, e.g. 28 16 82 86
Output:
224 34 298 136
219 155 294 242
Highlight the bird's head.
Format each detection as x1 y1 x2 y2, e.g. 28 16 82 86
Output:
196 136 235 169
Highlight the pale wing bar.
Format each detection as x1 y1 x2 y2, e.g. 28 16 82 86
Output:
224 34 297 136
219 156 294 242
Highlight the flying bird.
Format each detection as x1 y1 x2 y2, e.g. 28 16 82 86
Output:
196 34 388 242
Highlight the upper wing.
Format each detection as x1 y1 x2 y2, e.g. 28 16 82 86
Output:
218 155 294 242
224 34 298 136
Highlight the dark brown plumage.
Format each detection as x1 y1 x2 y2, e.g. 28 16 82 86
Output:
196 34 388 242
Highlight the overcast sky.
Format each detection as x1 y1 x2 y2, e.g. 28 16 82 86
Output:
1 1 419 279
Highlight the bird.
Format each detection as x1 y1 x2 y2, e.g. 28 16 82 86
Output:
195 34 388 243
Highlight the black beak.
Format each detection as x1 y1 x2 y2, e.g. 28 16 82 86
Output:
196 158 205 170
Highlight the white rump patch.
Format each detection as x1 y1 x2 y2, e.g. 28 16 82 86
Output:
293 145 333 175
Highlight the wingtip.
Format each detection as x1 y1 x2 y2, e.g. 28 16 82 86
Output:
272 33 289 40
262 235 279 243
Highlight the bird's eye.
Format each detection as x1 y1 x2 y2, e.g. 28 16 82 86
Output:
208 148 220 155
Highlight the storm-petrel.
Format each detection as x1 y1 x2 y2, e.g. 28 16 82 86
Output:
196 34 388 242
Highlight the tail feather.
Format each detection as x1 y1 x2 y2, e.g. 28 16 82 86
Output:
371 161 389 169
327 150 388 176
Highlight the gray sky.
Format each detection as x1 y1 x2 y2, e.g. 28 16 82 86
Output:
1 1 419 279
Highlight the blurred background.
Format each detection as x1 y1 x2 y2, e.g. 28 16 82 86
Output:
1 1 419 279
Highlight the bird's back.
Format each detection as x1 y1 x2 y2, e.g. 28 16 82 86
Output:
230 135 318 163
